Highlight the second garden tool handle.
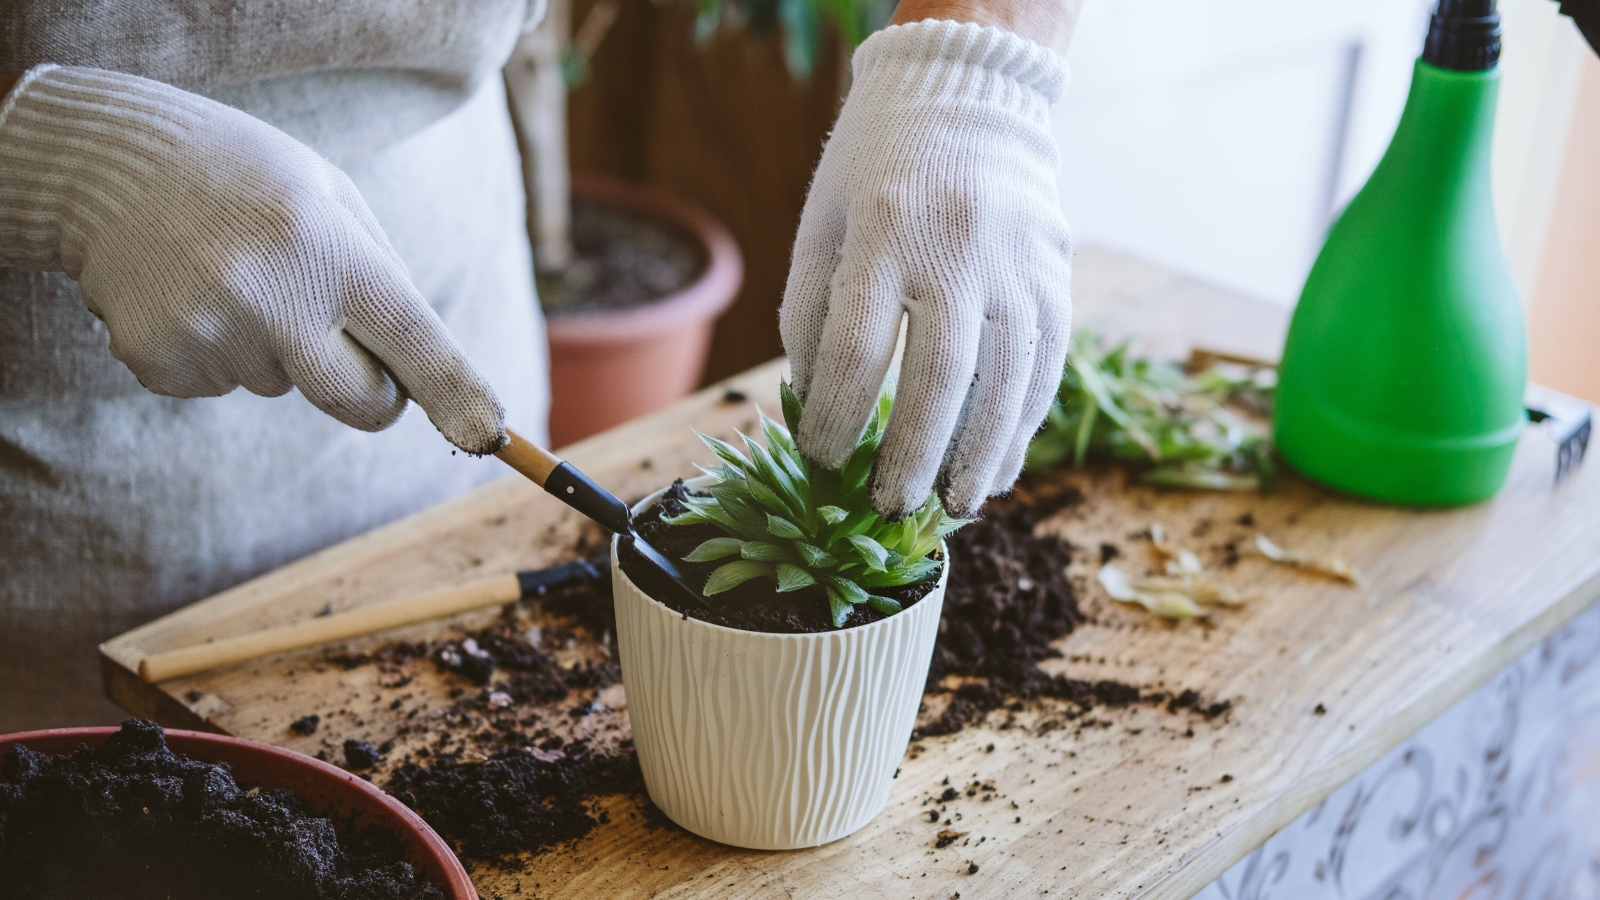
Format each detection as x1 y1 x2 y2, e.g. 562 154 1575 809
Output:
497 428 632 534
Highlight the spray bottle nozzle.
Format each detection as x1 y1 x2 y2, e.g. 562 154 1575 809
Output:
1424 0 1502 71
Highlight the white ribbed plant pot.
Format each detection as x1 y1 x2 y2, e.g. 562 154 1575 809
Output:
613 479 947 850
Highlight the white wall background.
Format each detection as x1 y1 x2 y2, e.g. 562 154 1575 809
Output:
1054 0 1592 307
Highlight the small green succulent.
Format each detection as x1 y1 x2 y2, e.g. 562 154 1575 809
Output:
664 381 968 627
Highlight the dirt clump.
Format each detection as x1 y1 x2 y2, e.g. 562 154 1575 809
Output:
0 719 443 900
386 744 644 869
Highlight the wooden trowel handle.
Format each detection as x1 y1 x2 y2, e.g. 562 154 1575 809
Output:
497 428 563 486
496 428 633 535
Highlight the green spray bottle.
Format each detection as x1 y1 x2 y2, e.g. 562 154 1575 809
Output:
1274 0 1527 506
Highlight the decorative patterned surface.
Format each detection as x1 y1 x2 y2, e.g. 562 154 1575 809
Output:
1199 601 1600 900
613 529 947 850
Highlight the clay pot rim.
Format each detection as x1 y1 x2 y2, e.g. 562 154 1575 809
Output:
0 725 475 900
616 476 951 641
545 174 743 345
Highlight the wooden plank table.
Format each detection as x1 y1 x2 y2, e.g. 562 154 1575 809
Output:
101 248 1600 900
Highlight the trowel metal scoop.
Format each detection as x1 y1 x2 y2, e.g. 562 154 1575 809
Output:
496 429 712 609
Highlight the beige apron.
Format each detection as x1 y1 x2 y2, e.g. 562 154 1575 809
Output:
0 1 550 730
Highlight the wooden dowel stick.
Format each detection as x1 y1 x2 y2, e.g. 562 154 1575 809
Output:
138 573 523 683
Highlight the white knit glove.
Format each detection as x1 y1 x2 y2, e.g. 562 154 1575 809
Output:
780 21 1072 519
0 65 508 455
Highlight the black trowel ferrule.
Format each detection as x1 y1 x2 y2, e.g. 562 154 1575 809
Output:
543 462 633 535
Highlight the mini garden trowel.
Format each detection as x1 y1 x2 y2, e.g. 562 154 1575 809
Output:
496 429 712 609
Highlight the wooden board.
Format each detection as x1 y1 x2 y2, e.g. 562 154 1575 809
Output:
101 248 1600 900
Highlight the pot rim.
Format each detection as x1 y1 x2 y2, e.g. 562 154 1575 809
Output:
0 726 475 900
544 174 743 344
615 475 950 642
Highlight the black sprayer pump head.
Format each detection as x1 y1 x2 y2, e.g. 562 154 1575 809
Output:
1424 0 1503 71
1555 0 1600 57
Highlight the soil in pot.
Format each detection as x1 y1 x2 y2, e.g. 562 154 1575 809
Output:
536 197 706 316
619 479 940 634
0 719 444 900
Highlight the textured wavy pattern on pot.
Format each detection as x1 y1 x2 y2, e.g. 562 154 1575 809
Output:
614 481 947 850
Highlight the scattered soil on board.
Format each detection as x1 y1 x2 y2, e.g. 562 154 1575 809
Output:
0 720 443 900
619 479 937 633
387 746 644 870
917 479 1229 737
536 197 706 316
326 582 650 871
327 475 1230 872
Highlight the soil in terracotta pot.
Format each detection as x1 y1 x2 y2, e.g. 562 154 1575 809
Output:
536 198 706 316
0 719 444 900
620 479 939 633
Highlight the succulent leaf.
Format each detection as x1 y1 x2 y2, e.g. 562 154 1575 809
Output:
766 514 805 541
775 563 816 592
704 560 775 595
740 541 791 562
779 380 804 435
667 382 968 627
683 537 745 562
867 595 903 616
795 542 838 568
846 534 889 571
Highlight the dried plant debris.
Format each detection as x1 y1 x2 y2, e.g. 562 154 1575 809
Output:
1098 523 1251 621
1149 522 1204 575
1256 534 1364 585
1098 564 1202 620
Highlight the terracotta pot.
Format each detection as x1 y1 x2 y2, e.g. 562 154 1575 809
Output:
0 726 474 900
612 478 948 849
545 175 743 448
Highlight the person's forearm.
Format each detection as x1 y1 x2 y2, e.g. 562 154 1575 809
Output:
889 0 1080 52
0 74 20 102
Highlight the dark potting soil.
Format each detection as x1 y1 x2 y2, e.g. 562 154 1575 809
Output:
919 481 1229 736
619 479 938 633
328 605 643 869
0 719 444 900
536 197 706 316
386 745 644 869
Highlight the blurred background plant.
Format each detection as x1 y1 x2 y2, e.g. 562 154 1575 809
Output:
508 0 886 276
685 0 896 79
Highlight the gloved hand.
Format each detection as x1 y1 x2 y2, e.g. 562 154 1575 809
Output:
780 20 1072 519
0 65 507 455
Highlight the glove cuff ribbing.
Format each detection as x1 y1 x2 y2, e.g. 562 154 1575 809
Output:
852 19 1070 108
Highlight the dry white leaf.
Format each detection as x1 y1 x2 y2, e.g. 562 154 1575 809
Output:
1150 522 1205 574
1256 534 1364 586
1099 563 1203 620
1132 574 1249 608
